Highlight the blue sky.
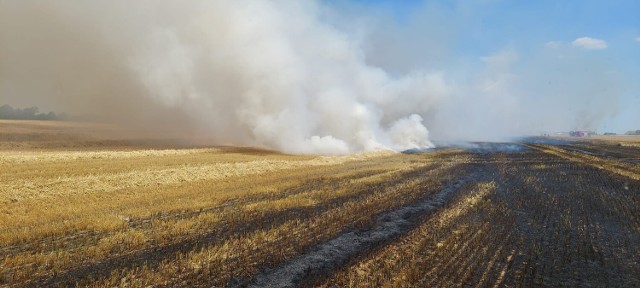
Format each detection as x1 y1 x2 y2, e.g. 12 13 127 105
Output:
351 0 639 47
328 0 640 133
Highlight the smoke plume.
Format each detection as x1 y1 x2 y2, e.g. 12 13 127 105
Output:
0 1 448 154
0 1 626 154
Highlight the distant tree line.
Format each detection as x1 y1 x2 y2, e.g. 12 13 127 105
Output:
626 130 640 135
0 104 68 120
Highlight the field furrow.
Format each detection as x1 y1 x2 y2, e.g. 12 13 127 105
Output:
2 126 639 287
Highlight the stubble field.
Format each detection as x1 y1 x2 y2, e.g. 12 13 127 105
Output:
1 120 639 287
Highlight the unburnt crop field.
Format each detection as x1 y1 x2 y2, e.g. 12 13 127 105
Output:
1 120 639 287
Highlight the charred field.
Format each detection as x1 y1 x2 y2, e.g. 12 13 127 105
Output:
1 121 639 287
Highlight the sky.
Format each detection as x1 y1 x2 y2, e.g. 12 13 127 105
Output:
0 1 639 154
331 0 640 134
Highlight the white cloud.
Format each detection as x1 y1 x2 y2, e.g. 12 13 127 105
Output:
544 41 562 49
572 37 607 50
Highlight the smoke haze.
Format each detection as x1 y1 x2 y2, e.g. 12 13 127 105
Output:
0 1 629 154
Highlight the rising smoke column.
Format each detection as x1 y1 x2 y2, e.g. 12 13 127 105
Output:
3 1 622 151
0 0 446 154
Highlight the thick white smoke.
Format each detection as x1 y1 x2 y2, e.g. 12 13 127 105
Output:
1 1 628 153
0 1 445 154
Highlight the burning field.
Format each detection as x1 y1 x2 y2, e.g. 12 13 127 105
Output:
1 120 639 287
2 1 638 286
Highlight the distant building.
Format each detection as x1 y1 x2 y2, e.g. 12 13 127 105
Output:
569 131 596 137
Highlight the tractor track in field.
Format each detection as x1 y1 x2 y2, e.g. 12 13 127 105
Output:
238 159 491 288
20 161 453 287
317 146 640 287
525 144 640 180
560 143 640 165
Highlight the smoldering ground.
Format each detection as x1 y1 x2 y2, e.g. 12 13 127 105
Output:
0 1 627 154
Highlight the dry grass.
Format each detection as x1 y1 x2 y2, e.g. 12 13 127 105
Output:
526 143 640 180
322 149 640 287
321 181 506 287
588 135 640 144
0 150 394 203
0 120 430 286
0 146 444 286
1 120 639 287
